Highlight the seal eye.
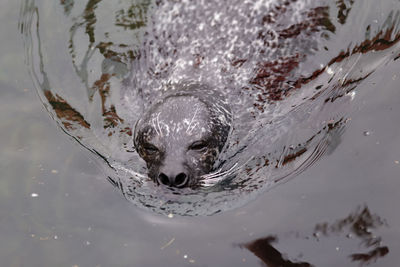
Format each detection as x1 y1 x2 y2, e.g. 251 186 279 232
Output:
189 140 208 151
143 143 159 155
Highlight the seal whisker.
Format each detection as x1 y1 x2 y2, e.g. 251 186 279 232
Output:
200 163 239 186
200 155 256 186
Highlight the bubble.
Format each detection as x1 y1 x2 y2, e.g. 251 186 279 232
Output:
363 131 371 136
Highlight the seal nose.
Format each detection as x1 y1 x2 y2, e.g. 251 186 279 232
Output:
157 172 189 188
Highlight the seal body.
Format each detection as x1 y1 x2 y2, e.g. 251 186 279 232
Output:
128 0 332 188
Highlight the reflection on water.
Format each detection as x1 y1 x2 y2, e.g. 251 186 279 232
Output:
241 205 388 266
314 206 389 265
242 236 313 266
19 0 400 215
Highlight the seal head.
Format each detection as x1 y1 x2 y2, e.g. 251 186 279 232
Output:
134 84 231 188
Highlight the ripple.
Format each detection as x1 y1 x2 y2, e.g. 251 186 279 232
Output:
20 0 400 215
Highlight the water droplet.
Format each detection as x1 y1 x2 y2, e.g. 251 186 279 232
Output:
346 233 353 239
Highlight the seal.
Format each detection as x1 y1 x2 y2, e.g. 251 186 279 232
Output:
134 82 232 188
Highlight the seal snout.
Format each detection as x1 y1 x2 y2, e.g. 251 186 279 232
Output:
157 170 189 188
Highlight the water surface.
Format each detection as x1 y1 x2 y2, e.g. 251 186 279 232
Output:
1 0 400 266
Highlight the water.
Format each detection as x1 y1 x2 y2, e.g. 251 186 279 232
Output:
1 0 400 266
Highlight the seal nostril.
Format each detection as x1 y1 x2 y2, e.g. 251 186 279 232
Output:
157 173 170 186
174 173 188 188
157 172 188 188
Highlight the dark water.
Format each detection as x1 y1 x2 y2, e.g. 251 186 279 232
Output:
1 0 400 266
